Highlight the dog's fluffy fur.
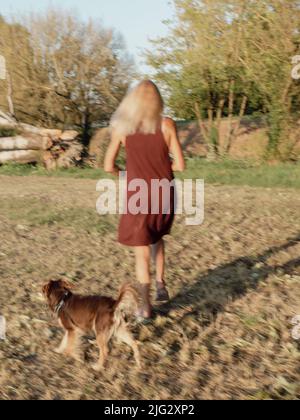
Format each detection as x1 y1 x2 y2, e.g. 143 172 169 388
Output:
43 280 141 371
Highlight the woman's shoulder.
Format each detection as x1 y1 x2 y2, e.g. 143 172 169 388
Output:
161 117 177 137
162 116 176 131
161 117 177 148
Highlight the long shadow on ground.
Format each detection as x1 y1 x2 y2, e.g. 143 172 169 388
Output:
158 234 300 326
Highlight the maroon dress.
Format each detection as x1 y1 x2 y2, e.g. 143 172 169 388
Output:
118 129 175 247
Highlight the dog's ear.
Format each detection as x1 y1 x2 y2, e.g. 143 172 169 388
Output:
59 279 75 291
42 282 52 297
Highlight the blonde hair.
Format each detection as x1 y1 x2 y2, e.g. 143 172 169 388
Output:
110 80 164 136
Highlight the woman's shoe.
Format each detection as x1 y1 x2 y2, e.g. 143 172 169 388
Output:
156 284 170 302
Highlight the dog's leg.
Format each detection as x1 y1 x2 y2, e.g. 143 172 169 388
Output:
92 332 110 372
115 324 141 368
64 329 82 362
55 331 68 354
55 329 82 362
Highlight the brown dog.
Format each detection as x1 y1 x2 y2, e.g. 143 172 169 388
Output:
43 280 141 371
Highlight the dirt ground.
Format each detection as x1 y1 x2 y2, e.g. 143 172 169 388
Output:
0 175 299 400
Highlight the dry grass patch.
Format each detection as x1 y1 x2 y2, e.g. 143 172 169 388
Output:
0 176 299 400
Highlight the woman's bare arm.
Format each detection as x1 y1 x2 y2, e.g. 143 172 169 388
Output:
104 130 123 176
162 118 185 172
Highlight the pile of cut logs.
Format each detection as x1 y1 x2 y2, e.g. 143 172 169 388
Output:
0 111 83 169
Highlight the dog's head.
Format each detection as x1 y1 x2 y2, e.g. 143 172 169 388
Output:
42 279 74 308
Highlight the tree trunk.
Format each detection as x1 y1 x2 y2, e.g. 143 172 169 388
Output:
194 102 209 143
0 150 42 164
0 136 52 151
223 79 235 155
6 71 16 119
82 111 90 149
226 95 248 154
216 98 225 154
266 102 287 159
194 102 218 160
19 124 62 140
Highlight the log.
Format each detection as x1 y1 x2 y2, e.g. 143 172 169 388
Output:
39 128 62 140
0 114 62 141
0 150 42 164
19 124 62 140
0 118 16 128
0 136 52 151
56 141 83 168
60 130 79 141
0 110 17 128
0 112 83 168
42 151 57 171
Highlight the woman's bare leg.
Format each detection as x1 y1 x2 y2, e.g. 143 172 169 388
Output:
152 239 170 301
152 239 165 284
135 246 152 318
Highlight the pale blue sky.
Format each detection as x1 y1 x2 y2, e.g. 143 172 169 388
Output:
0 0 174 72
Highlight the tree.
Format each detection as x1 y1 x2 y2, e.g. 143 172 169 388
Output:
238 0 300 158
0 16 39 121
146 1 258 158
146 0 300 159
26 9 135 146
1 10 136 147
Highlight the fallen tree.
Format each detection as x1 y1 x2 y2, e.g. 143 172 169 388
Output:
19 124 62 140
0 135 52 151
0 150 43 164
0 111 83 168
56 141 83 169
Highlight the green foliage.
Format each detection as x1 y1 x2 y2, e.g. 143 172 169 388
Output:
145 0 300 160
0 196 114 234
181 158 300 189
0 126 20 137
266 105 287 158
0 162 107 179
1 159 300 189
146 1 263 118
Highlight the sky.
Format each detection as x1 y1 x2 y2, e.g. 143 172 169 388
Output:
0 0 174 73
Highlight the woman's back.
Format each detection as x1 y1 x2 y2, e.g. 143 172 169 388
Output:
119 128 175 247
125 129 173 182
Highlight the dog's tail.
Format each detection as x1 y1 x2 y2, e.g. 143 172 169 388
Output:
114 282 140 322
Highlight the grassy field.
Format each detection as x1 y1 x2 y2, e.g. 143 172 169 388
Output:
0 174 299 400
0 158 299 189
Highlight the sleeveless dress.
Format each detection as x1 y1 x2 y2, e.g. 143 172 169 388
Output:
118 129 175 247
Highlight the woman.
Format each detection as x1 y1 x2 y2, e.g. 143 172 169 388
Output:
104 80 185 320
